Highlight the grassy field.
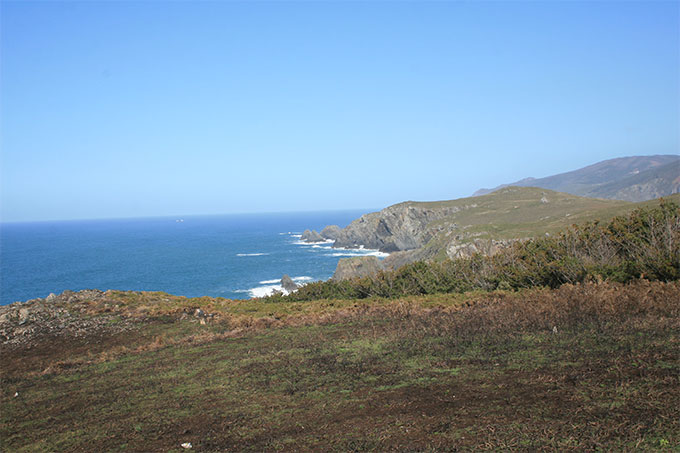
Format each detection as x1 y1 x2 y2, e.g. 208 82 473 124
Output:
2 281 679 452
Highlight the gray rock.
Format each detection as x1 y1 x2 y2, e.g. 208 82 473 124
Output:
301 229 325 243
281 275 298 293
382 247 438 270
333 204 460 252
320 225 341 240
18 308 30 323
45 293 57 303
332 256 384 281
446 239 514 259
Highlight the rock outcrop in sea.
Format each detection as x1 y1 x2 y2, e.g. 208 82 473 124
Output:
281 275 299 293
300 229 325 243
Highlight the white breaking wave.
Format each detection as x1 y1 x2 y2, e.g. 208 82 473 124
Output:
326 251 389 258
236 253 270 257
292 237 389 258
292 239 333 246
250 285 288 298
244 276 316 298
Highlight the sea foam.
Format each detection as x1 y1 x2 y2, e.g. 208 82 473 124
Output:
245 276 316 298
325 251 389 258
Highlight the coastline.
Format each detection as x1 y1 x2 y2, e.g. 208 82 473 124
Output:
237 233 390 298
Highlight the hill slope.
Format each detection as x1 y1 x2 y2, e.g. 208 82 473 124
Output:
473 155 679 201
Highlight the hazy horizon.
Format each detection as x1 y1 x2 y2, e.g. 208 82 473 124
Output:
2 1 678 222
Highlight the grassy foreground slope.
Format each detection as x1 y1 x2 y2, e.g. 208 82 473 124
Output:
1 281 679 452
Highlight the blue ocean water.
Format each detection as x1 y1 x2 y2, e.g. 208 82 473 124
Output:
0 210 383 305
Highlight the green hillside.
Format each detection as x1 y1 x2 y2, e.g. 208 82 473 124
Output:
379 188 680 265
414 187 679 239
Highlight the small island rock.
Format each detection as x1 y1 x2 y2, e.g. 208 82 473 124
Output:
281 275 299 293
301 229 325 243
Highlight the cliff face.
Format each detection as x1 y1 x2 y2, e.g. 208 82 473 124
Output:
333 204 461 252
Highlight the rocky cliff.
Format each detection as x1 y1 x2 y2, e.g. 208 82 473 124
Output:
333 203 462 252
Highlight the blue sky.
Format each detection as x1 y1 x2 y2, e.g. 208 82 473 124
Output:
1 1 678 222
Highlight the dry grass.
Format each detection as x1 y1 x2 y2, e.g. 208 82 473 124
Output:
2 281 679 451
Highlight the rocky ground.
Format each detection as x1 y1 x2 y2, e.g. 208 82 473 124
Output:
0 290 136 347
0 289 223 348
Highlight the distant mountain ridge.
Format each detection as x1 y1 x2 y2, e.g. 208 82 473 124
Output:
473 155 679 202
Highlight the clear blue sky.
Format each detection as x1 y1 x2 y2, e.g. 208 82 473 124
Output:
1 1 678 222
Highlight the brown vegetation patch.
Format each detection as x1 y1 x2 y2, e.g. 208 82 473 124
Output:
1 281 679 451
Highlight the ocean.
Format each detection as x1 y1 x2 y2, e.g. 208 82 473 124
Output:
0 210 385 306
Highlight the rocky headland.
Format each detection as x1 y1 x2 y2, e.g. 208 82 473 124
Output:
315 187 680 281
